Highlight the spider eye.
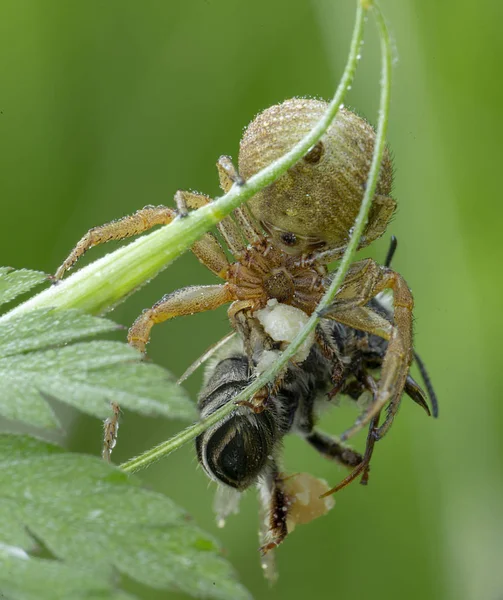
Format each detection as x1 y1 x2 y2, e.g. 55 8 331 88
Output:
280 232 297 246
303 141 324 164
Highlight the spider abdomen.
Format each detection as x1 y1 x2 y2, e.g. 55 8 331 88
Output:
238 98 395 256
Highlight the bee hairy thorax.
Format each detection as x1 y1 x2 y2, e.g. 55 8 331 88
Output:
226 239 327 313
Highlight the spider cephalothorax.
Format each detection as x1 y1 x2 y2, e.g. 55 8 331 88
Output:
226 238 326 313
55 97 416 464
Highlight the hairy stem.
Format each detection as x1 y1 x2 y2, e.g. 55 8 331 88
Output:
120 0 391 475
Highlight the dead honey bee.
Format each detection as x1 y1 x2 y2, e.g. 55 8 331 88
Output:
194 237 438 572
54 97 429 463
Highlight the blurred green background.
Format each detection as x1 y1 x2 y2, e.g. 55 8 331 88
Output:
1 1 502 599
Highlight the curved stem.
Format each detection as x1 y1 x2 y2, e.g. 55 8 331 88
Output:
2 3 364 321
121 0 387 475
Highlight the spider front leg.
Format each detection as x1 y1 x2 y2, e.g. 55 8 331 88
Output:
54 188 244 280
54 204 178 280
323 259 414 442
128 284 234 354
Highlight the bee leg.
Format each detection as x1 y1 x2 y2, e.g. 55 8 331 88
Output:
320 371 382 494
314 326 347 398
320 412 381 497
128 284 234 354
258 463 290 555
234 387 271 414
231 309 276 366
324 260 414 442
258 498 278 583
102 402 121 462
413 351 439 418
305 431 363 468
229 306 282 414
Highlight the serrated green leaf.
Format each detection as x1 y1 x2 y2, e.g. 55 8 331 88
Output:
0 339 196 427
0 268 47 307
0 308 121 358
0 285 197 428
0 435 252 600
0 551 136 600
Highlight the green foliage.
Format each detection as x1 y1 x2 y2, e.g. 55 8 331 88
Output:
0 270 249 599
0 268 196 428
0 267 47 307
0 554 135 600
0 434 250 600
2 0 502 598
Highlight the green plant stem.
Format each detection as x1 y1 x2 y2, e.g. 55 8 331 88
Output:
2 10 363 322
120 0 390 475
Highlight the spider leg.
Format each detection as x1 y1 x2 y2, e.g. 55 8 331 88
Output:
323 259 414 442
372 373 430 441
373 405 397 441
54 205 178 280
234 204 264 245
54 185 248 280
191 229 230 278
216 154 245 188
128 284 233 354
181 189 246 257
217 155 264 245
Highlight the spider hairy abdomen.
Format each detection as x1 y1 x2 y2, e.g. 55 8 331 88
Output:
237 98 395 255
